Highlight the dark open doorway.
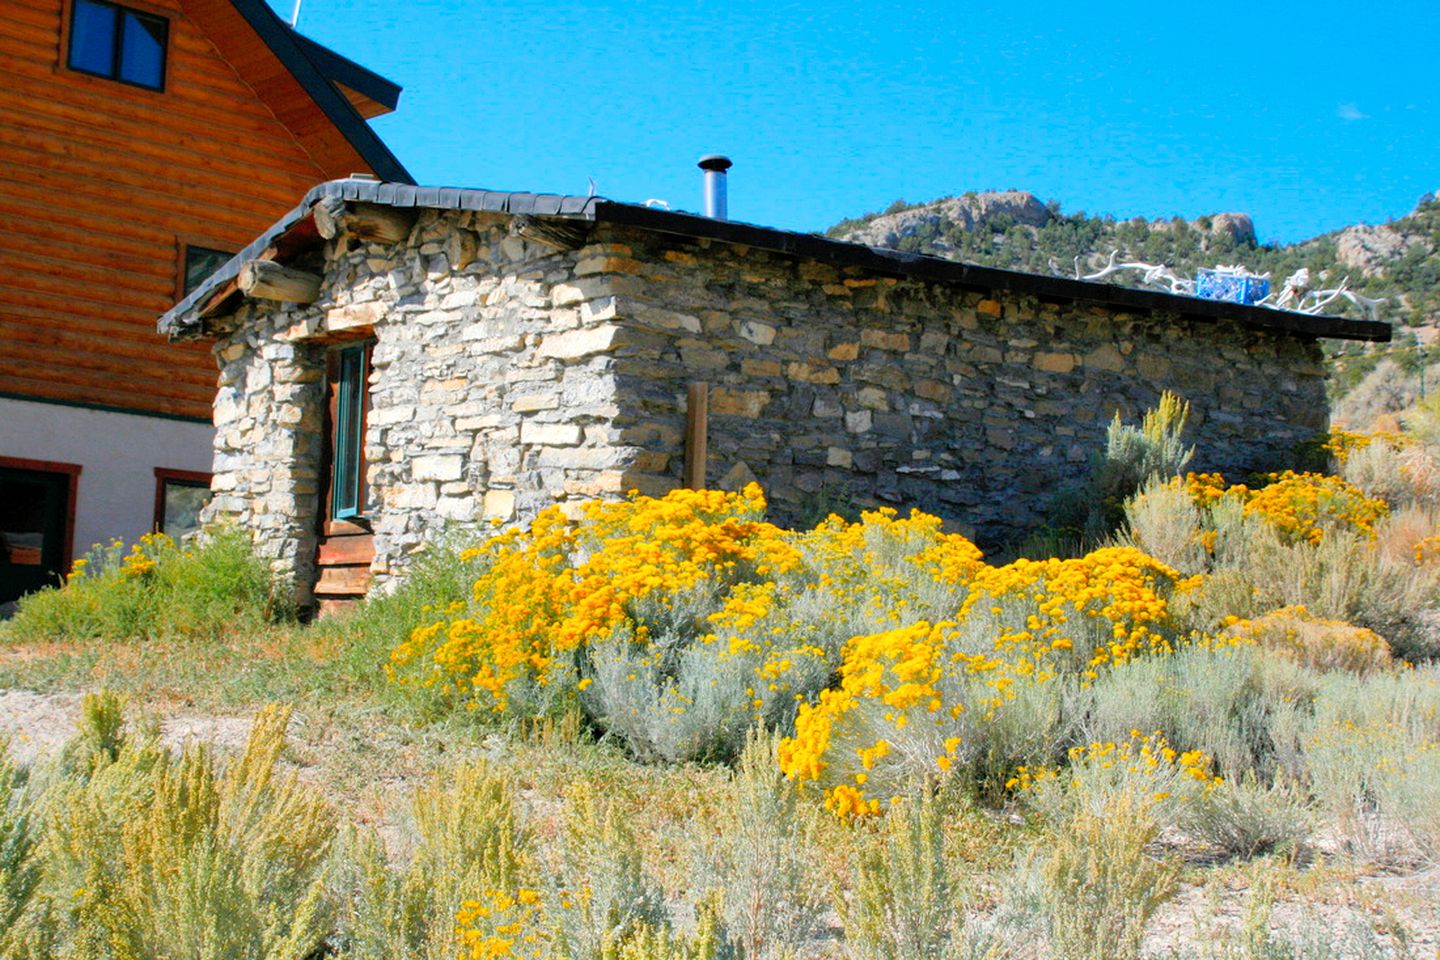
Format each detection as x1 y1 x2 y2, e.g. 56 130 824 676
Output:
0 459 80 607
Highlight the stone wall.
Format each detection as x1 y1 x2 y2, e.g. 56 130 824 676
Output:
599 226 1328 534
203 208 1328 602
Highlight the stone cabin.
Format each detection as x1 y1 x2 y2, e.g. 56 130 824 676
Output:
159 179 1388 612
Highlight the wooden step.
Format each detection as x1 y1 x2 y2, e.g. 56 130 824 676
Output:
313 564 371 598
317 533 376 565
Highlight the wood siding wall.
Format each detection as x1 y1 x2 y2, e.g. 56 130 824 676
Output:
0 0 366 420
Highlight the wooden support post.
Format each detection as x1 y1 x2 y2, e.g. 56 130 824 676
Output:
684 382 709 490
311 196 349 240
237 259 322 303
313 199 418 244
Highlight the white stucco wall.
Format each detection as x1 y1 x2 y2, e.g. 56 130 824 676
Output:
0 397 214 557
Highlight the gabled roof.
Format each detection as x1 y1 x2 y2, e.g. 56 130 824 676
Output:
160 179 1391 345
183 0 411 183
289 30 402 118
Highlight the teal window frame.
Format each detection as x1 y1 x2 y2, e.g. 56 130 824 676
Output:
330 344 368 521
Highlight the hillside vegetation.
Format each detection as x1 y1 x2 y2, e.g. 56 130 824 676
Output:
829 191 1440 419
3 396 1440 957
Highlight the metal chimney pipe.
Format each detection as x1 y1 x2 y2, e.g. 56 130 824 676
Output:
698 155 732 220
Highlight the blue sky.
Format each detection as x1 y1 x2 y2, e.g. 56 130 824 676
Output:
280 0 1438 244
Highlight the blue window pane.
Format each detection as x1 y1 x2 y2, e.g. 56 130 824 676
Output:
332 346 366 520
119 11 166 89
69 0 117 77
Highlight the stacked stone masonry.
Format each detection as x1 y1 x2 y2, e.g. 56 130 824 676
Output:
205 208 1328 604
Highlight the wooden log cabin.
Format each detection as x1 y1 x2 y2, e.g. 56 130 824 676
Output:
0 0 408 608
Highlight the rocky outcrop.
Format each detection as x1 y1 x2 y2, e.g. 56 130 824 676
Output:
841 191 1053 249
1336 224 1411 277
1207 213 1256 246
837 192 1261 253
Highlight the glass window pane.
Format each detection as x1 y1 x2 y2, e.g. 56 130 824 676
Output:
69 0 117 77
332 346 365 519
119 10 166 88
162 482 211 541
184 246 232 295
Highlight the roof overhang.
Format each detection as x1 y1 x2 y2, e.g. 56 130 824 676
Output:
289 31 402 118
183 0 411 182
160 179 1392 345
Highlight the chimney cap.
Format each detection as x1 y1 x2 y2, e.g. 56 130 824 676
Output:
697 154 733 172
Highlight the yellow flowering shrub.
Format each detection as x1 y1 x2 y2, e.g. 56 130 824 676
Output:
390 484 787 713
455 889 545 960
389 485 987 762
1321 427 1409 467
1242 472 1389 545
1305 714 1440 862
1013 730 1222 826
1222 606 1393 675
778 506 984 644
1412 534 1440 566
120 531 169 578
1183 471 1244 508
7 527 288 641
1176 470 1389 545
778 547 1194 816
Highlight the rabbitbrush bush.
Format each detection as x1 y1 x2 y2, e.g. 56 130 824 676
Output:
1039 791 1180 960
1301 664 1440 865
1051 389 1195 539
380 404 1440 877
0 740 43 957
6 527 292 643
390 483 984 762
778 546 1199 814
841 788 963 960
342 759 532 960
542 784 667 960
20 695 336 960
1126 464 1440 661
700 730 827 960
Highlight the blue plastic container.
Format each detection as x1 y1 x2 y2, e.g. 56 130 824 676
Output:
1195 269 1270 305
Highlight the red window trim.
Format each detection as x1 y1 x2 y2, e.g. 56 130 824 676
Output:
0 456 83 572
153 467 212 534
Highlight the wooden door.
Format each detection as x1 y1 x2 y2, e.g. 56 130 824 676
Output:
313 342 375 614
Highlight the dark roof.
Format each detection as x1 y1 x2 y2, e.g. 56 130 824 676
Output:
290 30 402 113
160 179 1390 344
226 0 411 183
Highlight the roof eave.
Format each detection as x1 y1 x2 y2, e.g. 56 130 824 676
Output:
159 180 1391 346
223 0 412 183
289 30 402 114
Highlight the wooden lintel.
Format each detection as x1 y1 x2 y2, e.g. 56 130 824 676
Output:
238 259 322 303
510 214 591 250
313 199 418 245
684 382 709 490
